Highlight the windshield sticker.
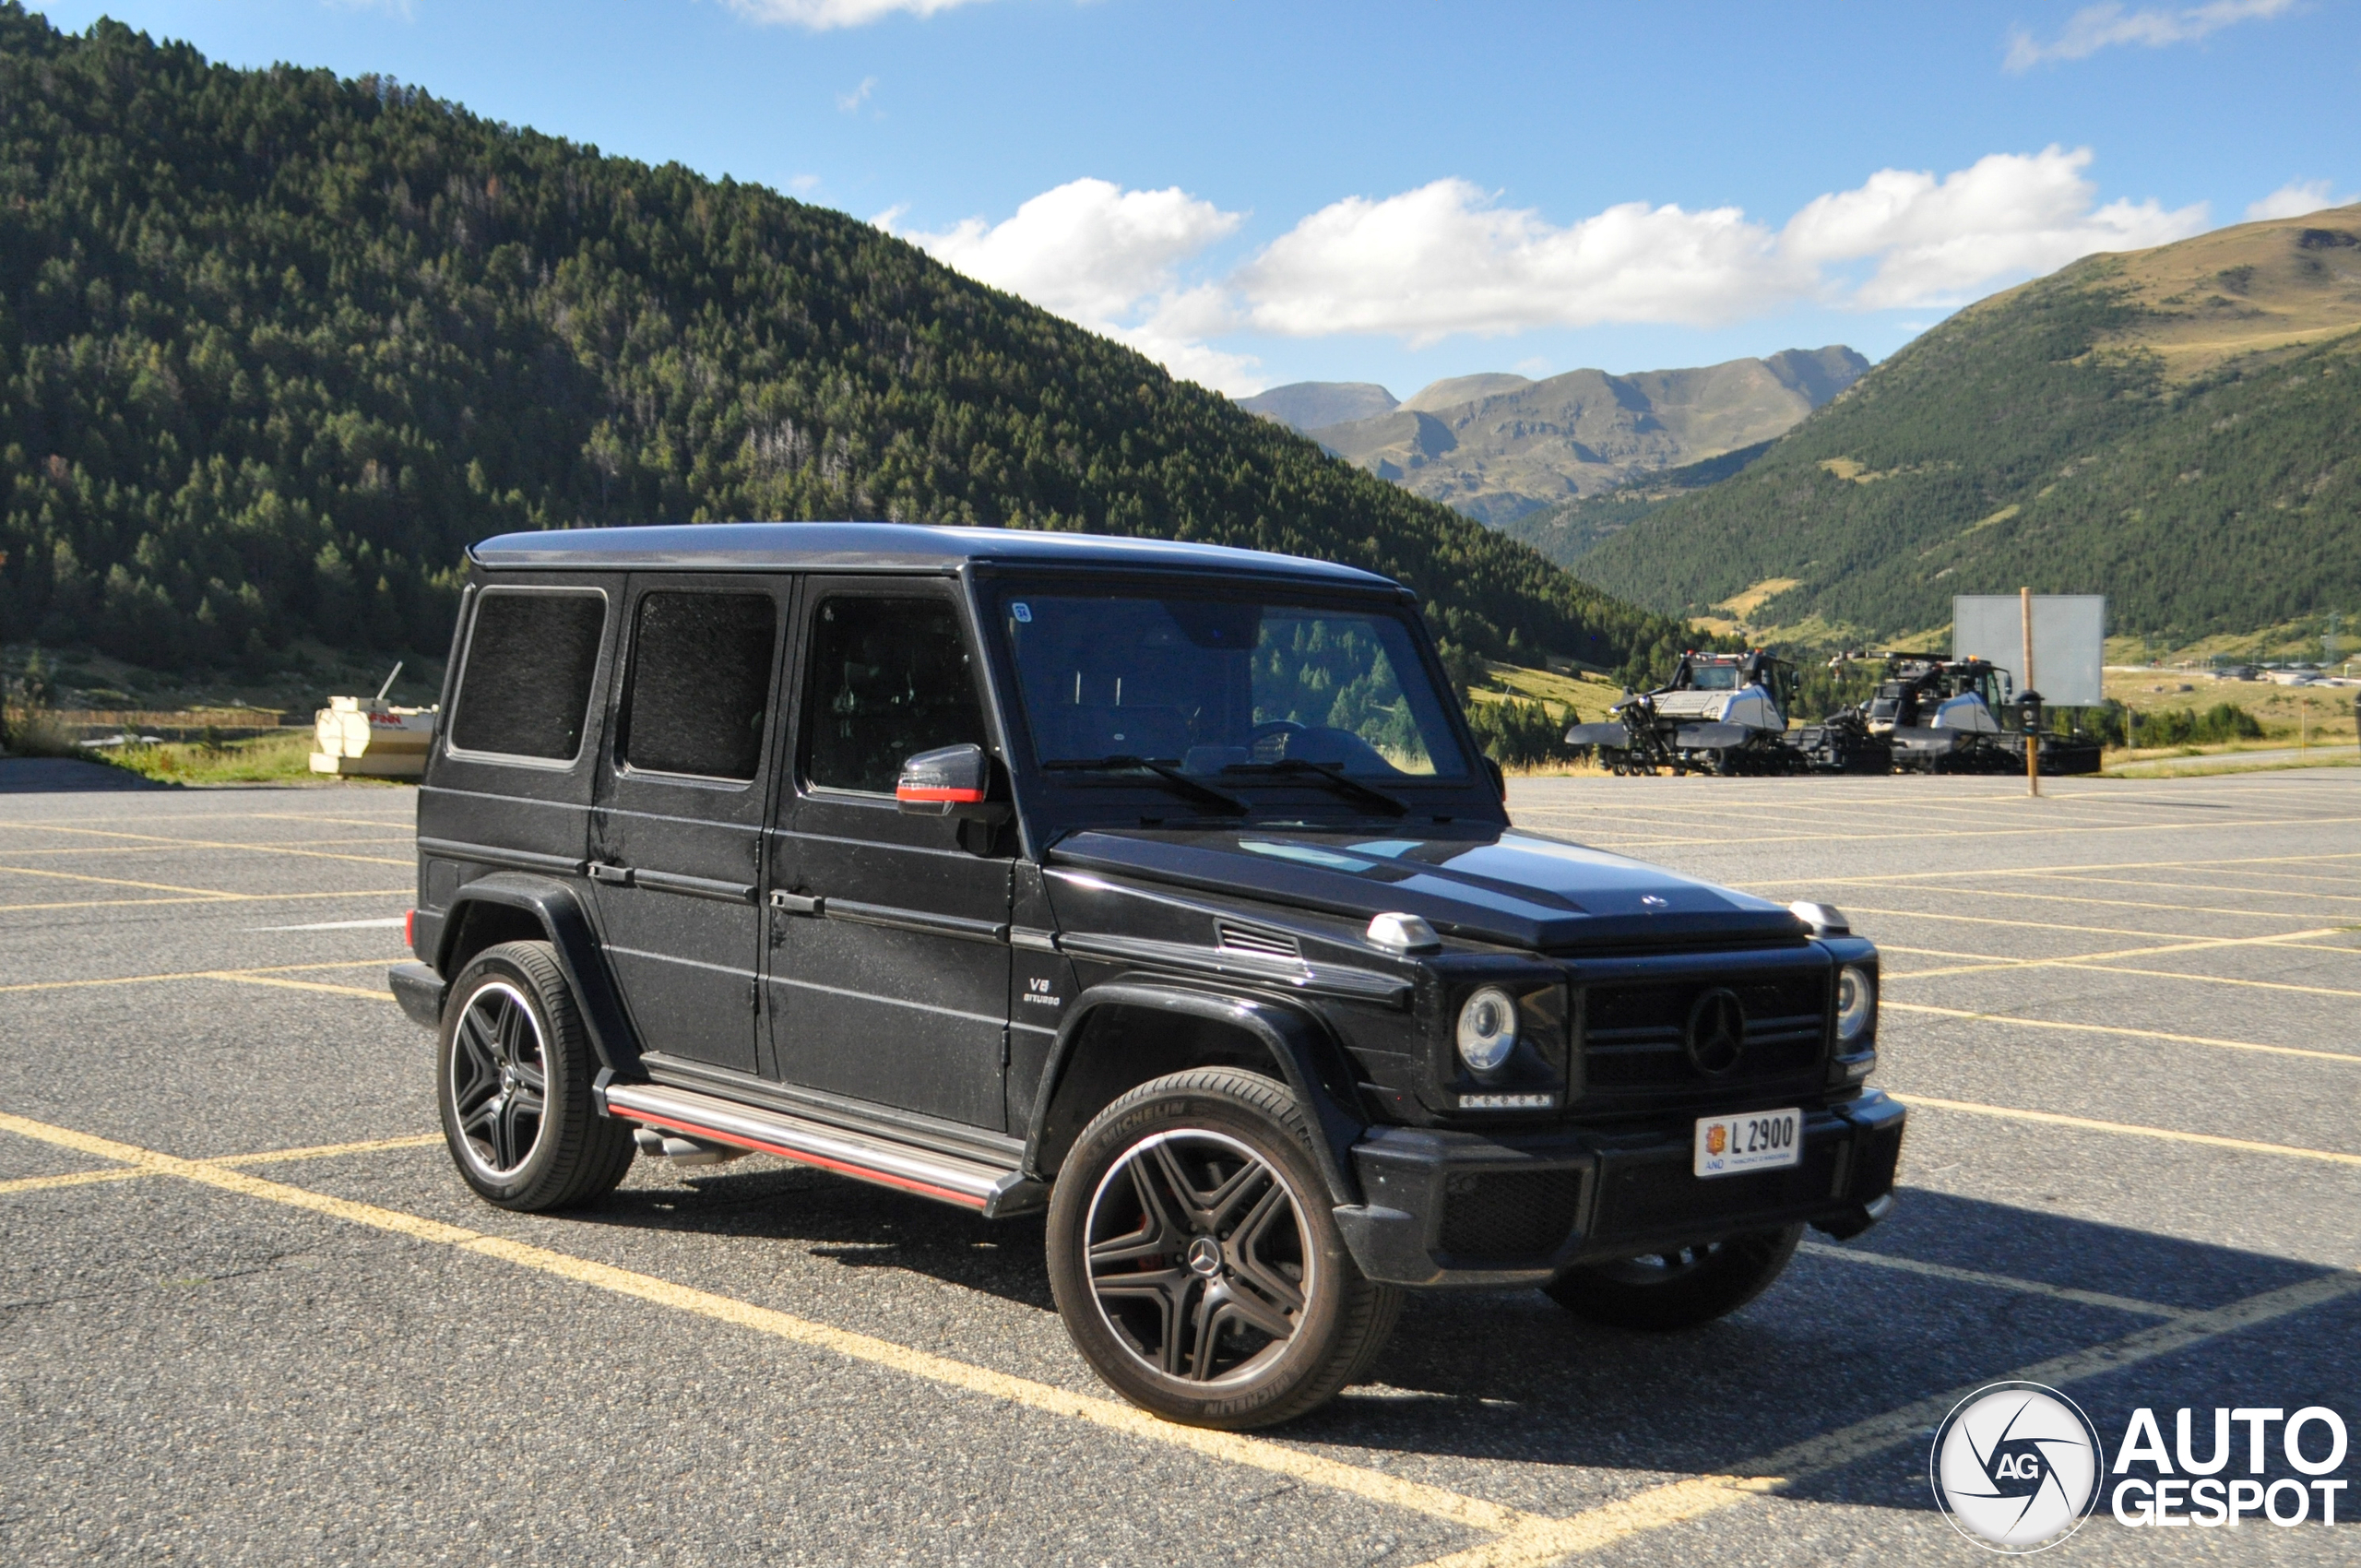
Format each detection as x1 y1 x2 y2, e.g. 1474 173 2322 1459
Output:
1011 602 1032 623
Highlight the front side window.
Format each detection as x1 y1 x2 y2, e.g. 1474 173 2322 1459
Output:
449 588 607 761
998 591 1469 779
620 591 777 781
803 596 988 794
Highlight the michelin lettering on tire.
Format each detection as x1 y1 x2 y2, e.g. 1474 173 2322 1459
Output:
1928 1381 2105 1552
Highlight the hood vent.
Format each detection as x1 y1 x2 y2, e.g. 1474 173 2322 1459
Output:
1217 921 1301 960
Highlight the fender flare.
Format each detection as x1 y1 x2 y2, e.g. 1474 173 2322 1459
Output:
1022 982 1367 1206
435 873 644 1078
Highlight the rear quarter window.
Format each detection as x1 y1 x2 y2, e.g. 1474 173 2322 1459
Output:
449 588 608 762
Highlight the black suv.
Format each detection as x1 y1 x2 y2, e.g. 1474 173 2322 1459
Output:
390 523 1902 1429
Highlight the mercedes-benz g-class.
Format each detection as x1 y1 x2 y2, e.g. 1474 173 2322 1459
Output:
389 523 1903 1430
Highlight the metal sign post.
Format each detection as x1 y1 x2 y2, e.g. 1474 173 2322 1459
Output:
2022 587 2038 796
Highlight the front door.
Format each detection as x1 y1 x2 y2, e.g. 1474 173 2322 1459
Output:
587 574 790 1075
765 582 1014 1128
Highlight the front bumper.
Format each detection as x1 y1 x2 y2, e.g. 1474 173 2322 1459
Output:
1333 1090 1905 1288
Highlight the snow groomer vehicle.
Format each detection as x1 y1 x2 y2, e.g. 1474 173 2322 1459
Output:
1566 649 1808 775
389 523 1904 1429
1853 652 2100 776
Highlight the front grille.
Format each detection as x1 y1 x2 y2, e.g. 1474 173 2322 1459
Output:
1581 969 1829 1102
1593 1140 1845 1244
1438 1168 1583 1258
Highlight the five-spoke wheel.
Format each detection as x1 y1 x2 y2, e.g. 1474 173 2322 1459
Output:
1048 1069 1400 1429
435 942 635 1211
1085 1128 1311 1386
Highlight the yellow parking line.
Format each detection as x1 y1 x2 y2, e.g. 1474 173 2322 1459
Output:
0 1167 148 1195
0 838 413 858
0 888 413 915
211 972 396 1002
0 1132 442 1196
1833 905 2239 942
1573 814 2361 851
1406 1265 2361 1568
1885 926 2343 980
1733 849 2361 888
0 823 409 867
1882 1001 2361 1064
1794 1241 2187 1318
0 958 394 996
0 1110 1536 1544
2047 872 2361 905
1894 1094 2361 1167
0 864 258 898
1830 882 2340 921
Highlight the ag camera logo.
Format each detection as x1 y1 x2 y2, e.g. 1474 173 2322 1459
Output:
1929 1382 2105 1552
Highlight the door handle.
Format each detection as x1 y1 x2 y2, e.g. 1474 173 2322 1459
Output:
588 861 635 886
768 890 824 915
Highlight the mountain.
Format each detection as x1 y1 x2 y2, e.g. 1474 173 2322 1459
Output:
1573 208 2361 643
1240 348 1866 526
0 9 1693 679
1235 381 1397 431
1501 441 1778 567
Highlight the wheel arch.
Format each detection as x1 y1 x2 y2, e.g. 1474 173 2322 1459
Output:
1023 983 1367 1206
435 873 643 1077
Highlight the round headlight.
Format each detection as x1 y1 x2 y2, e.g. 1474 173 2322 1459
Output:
1455 987 1519 1075
1836 965 1875 1041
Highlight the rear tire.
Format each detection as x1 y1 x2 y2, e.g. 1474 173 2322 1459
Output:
1047 1069 1400 1430
1543 1224 1802 1331
436 941 635 1212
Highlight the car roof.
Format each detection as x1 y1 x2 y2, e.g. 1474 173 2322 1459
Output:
468 522 1397 588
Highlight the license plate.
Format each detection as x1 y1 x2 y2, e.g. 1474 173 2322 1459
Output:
1693 1108 1802 1177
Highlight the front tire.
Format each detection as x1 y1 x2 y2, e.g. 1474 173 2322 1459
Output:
436 941 635 1212
1543 1224 1802 1331
1047 1069 1400 1430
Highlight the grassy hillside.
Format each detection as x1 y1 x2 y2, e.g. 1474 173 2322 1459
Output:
0 8 1689 678
1499 440 1776 566
1574 208 2361 643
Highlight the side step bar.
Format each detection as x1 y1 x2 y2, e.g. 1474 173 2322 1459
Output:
600 1082 1047 1218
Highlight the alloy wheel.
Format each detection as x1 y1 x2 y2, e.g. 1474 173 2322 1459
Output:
1085 1129 1313 1385
446 980 549 1180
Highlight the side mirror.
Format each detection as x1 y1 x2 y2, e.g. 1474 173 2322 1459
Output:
896 742 1009 822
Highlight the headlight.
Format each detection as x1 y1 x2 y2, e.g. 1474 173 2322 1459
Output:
1836 965 1875 1041
1455 987 1519 1075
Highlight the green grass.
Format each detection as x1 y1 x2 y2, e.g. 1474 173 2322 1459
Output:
96 729 372 786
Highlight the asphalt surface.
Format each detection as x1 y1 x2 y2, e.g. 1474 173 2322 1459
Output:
2 760 2355 1565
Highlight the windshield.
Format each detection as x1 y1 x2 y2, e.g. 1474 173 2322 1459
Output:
1688 664 1740 691
996 589 1471 780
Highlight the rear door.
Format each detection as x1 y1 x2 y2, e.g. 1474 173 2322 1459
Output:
587 574 791 1075
764 579 1014 1128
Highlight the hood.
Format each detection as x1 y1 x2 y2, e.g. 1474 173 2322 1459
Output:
1047 826 1803 950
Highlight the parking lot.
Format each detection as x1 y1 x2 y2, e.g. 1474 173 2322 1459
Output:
2 764 2355 1565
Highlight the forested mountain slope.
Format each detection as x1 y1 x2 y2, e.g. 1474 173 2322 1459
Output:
1574 208 2361 642
0 9 1686 674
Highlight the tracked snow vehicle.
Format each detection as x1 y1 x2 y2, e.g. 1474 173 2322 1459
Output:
1566 651 1804 776
1848 653 2099 776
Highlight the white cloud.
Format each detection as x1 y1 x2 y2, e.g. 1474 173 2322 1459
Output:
721 0 997 30
836 76 878 113
2004 0 2294 71
887 151 2203 388
2247 179 2357 220
1782 147 2206 309
325 0 417 18
898 178 1263 389
1234 180 1804 347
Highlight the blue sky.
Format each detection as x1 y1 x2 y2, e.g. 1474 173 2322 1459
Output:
25 0 2359 398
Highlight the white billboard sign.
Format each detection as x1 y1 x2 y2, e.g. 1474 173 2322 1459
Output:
1952 595 2106 708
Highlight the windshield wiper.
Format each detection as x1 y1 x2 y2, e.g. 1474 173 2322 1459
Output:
1042 756 1248 814
1219 759 1409 816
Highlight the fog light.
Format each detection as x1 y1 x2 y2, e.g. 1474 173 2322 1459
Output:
1836 966 1875 1041
1455 986 1519 1075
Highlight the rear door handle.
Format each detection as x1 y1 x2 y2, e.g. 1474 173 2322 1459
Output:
588 861 635 885
768 890 824 915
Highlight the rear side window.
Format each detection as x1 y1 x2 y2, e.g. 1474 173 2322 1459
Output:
450 588 607 761
804 596 987 794
621 591 778 780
